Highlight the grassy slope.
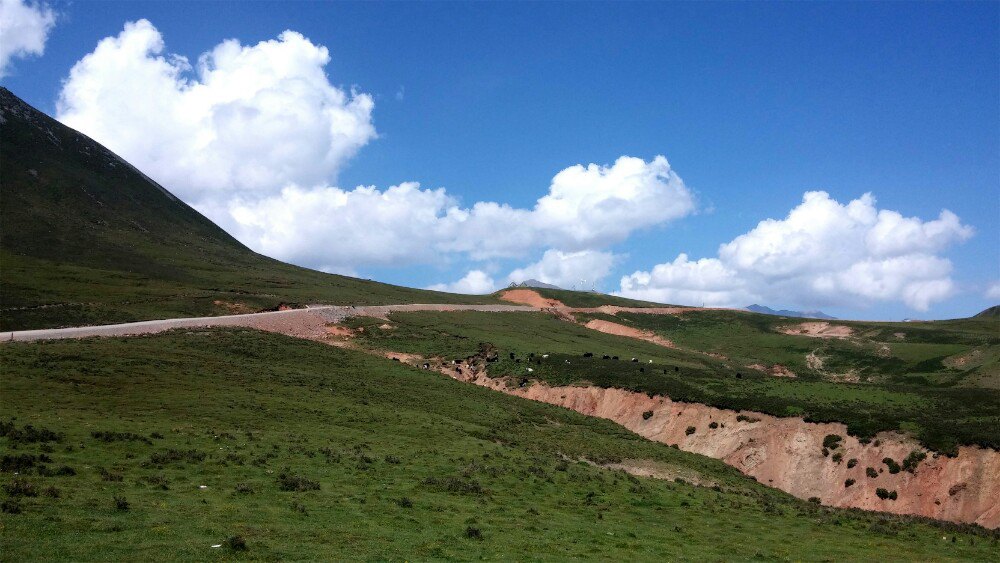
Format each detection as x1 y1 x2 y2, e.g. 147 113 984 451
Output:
1 330 995 560
346 311 1000 454
0 87 495 331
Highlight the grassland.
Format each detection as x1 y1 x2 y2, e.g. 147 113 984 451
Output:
0 88 495 332
1 329 996 560
345 311 1000 454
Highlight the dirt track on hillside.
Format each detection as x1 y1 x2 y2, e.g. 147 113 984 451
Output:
0 304 538 342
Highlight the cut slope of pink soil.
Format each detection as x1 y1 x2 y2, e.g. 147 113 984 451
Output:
583 319 676 348
498 289 565 308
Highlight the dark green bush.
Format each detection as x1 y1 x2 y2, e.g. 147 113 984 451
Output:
847 458 858 468
277 471 320 492
642 411 654 420
4 478 37 497
822 434 843 449
845 479 855 487
685 426 696 435
866 467 878 478
902 450 927 473
882 457 901 474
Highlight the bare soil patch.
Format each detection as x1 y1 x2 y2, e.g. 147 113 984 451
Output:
584 319 676 348
498 289 565 308
780 321 853 339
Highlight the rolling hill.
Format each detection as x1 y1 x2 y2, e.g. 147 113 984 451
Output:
0 87 496 331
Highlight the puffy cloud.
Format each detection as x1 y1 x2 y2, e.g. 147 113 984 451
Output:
618 192 972 311
426 270 496 295
0 0 56 77
619 254 753 307
986 282 1000 301
507 249 617 290
57 20 375 205
56 21 696 273
219 156 693 270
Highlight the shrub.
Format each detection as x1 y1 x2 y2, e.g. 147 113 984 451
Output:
465 526 483 540
384 455 401 465
822 434 843 450
882 457 901 474
808 497 821 504
642 411 654 420
99 467 124 482
866 467 879 479
0 421 62 444
277 472 320 492
395 497 413 508
91 430 151 445
889 490 898 500
234 482 254 494
685 426 696 436
225 536 247 551
148 449 206 466
831 452 843 464
709 422 719 429
150 432 165 440
114 496 130 511
42 485 60 498
847 458 858 469
290 501 308 514
902 450 927 473
0 454 38 473
4 478 37 497
1 499 22 514
423 476 486 496
876 488 890 500
845 479 855 488
736 415 760 423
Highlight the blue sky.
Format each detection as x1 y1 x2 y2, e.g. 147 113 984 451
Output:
2 1 997 320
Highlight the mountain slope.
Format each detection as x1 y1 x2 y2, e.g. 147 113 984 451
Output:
746 304 836 320
0 88 496 330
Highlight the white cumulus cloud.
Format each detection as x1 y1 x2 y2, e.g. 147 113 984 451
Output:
57 19 376 205
618 192 973 311
426 270 496 294
507 249 617 290
219 156 693 271
0 0 56 77
986 282 1000 301
56 20 697 275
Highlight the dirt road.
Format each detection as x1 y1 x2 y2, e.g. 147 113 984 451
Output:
0 304 538 343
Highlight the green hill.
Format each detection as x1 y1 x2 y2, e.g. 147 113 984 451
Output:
0 87 496 331
974 305 1000 318
1 329 994 559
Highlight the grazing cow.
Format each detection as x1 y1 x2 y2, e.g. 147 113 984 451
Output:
456 368 463 375
674 366 679 372
736 373 742 379
391 357 399 362
602 355 610 360
639 367 645 372
612 356 619 360
422 363 430 369
509 352 516 359
527 367 534 373
565 360 571 364
542 354 549 358
515 358 521 363
631 357 638 363
583 352 593 358
648 360 653 364
529 353 535 358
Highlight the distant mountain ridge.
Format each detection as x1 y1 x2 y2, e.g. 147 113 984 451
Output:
511 279 563 290
745 304 836 320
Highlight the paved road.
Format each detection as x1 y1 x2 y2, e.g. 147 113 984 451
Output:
0 304 539 343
